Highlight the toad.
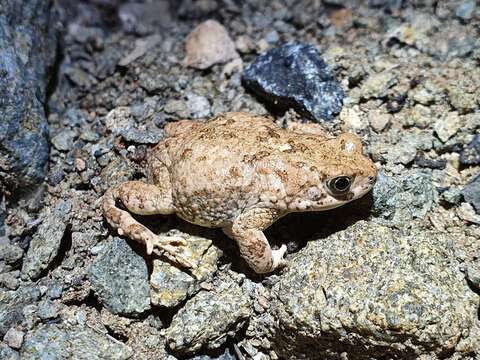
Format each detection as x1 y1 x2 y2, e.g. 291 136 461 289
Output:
103 112 377 273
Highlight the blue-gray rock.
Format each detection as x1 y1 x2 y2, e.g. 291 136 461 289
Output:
90 237 151 316
242 43 344 121
372 170 438 226
0 0 58 197
460 134 480 165
456 1 476 21
21 323 133 359
0 286 41 337
22 200 72 280
462 173 480 213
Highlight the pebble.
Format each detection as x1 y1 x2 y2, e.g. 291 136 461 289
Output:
4 328 24 350
433 112 462 142
456 1 476 21
242 42 344 121
37 300 59 320
0 271 20 290
51 130 77 152
359 71 398 99
164 94 211 119
184 20 239 70
368 111 391 132
460 134 480 165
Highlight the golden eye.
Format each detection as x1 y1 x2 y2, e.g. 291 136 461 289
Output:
327 176 352 194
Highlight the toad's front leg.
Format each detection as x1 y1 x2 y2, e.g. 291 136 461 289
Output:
102 181 196 269
224 208 287 274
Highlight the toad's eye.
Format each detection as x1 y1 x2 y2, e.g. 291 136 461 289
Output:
327 176 352 194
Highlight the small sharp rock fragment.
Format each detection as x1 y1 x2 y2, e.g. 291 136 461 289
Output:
242 42 345 122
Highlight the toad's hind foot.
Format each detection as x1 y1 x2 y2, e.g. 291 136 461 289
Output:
145 234 188 255
152 244 198 269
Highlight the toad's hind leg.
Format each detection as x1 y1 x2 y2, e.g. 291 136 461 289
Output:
224 208 287 274
102 181 196 269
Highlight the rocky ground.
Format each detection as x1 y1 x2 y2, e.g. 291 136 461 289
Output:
1 0 480 359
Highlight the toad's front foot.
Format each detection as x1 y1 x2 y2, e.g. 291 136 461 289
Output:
272 244 288 270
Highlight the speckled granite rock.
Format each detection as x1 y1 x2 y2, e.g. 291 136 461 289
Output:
150 230 221 308
0 0 58 197
460 134 480 165
166 276 253 355
21 323 133 359
270 221 479 359
22 200 72 280
242 42 344 121
372 170 438 226
90 237 151 316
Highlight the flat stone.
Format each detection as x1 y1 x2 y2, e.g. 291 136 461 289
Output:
242 42 344 121
270 221 479 358
184 20 239 70
166 276 252 355
90 237 151 316
21 323 133 359
22 200 72 280
150 230 221 308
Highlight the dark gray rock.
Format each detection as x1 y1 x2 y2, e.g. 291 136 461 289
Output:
462 173 480 213
0 0 58 198
372 170 438 226
269 221 479 359
21 323 133 359
242 42 344 121
22 200 72 280
0 286 41 336
90 237 151 316
460 134 480 165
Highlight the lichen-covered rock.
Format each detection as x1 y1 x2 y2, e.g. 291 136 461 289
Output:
150 230 221 308
0 0 58 197
166 276 252 355
270 221 479 359
21 323 133 359
90 237 151 316
22 200 72 280
242 42 344 121
372 170 438 226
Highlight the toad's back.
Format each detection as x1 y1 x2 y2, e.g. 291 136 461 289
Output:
154 112 324 227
